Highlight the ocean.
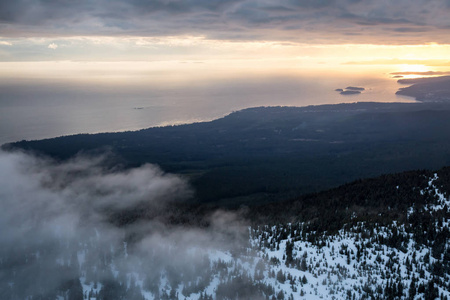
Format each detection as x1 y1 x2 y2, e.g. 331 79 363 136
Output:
0 65 414 145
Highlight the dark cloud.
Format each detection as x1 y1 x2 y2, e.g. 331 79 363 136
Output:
0 0 449 43
288 0 337 9
391 27 431 33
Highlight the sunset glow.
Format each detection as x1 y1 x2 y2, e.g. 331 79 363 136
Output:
1 39 449 81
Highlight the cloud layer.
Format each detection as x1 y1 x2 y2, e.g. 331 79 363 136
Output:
1 0 450 44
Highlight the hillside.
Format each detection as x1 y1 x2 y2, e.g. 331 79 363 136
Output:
5 102 450 207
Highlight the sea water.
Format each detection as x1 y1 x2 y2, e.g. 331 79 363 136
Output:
0 64 414 145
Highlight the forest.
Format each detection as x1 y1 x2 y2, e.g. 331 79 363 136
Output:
5 101 450 208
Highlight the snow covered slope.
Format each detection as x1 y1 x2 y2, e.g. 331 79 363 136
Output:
1 169 449 300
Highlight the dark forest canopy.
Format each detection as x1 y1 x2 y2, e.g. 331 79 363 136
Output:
5 101 450 207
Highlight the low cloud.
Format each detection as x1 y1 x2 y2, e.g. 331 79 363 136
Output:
0 150 248 298
48 43 58 49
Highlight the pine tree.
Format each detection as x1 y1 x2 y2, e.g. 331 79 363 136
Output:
68 279 84 300
285 241 294 267
276 270 286 283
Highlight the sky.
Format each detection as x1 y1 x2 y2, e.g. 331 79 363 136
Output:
1 0 450 70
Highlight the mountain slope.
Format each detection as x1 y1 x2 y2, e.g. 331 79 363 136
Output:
1 162 449 300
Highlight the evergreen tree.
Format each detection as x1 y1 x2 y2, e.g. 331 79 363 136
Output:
285 241 294 267
68 279 84 300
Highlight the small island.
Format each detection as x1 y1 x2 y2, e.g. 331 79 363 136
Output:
335 86 365 95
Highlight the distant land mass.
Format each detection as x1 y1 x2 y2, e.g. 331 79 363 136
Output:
5 101 450 208
396 75 450 102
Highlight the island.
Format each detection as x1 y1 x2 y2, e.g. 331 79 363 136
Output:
335 86 365 95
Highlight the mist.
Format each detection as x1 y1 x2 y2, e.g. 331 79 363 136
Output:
0 150 251 299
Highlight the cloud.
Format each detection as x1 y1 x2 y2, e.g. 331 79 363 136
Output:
0 0 449 44
0 41 12 46
0 149 248 298
0 150 192 226
48 43 58 49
